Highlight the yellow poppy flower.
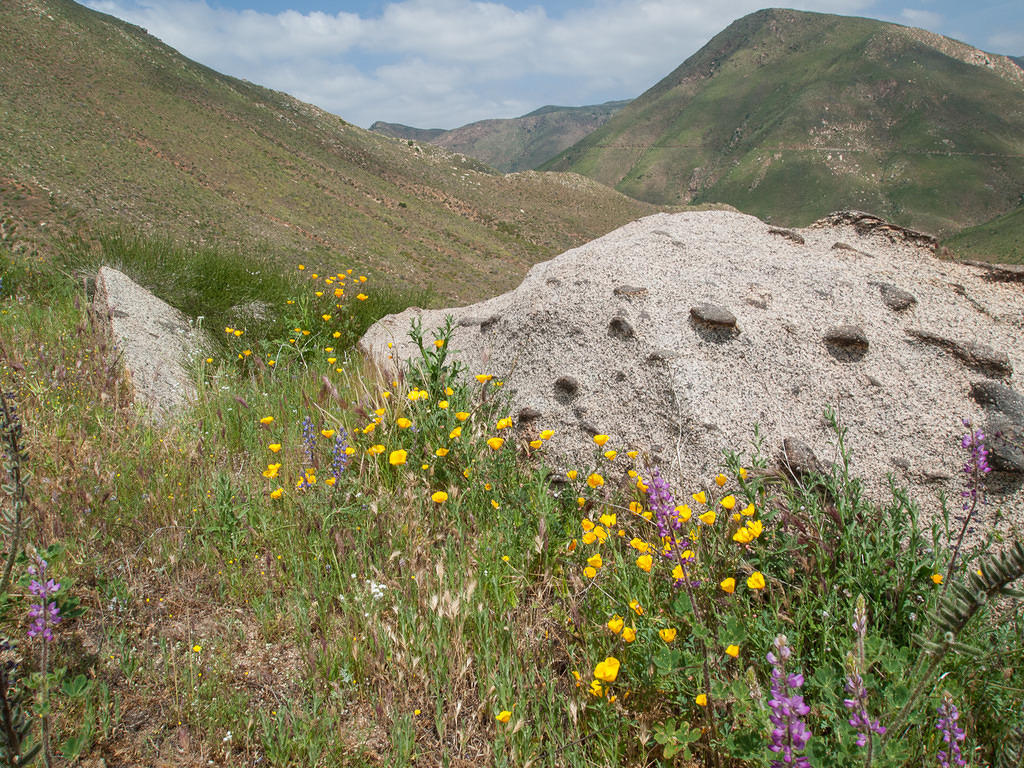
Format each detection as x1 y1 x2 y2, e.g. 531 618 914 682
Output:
495 710 511 723
475 374 493 383
496 417 513 430
567 470 578 480
725 644 740 658
270 487 283 499
692 491 707 504
931 573 943 585
435 447 449 457
367 444 385 455
437 400 449 409
356 294 368 301
529 440 542 449
593 656 620 683
583 566 597 579
699 510 716 525
268 444 282 453
586 553 603 569
449 427 462 439
629 599 643 615
607 616 624 634
321 429 335 439
260 416 274 425
629 537 649 553
456 412 470 421
715 473 727 487
593 434 609 446
487 437 505 450
396 418 412 429
636 554 653 572
747 572 766 590
720 577 736 594
586 473 604 489
389 449 407 465
659 628 677 643
539 430 554 440
262 463 282 479
621 627 636 643
720 495 736 510
599 512 616 527
695 694 708 707
733 528 754 544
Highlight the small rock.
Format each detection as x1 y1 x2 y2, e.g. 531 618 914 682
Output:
878 283 917 312
832 241 856 251
824 325 869 352
553 375 580 404
768 227 805 245
457 313 500 328
518 406 542 423
647 349 680 363
778 438 821 478
607 316 635 340
613 285 648 299
690 303 737 329
578 421 601 437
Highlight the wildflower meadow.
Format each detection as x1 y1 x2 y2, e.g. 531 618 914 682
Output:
0 231 1022 766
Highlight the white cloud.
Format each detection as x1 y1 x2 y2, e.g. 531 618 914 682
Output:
86 0 886 129
899 7 943 30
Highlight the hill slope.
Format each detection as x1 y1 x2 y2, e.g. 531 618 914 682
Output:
541 9 1024 237
0 0 658 303
371 101 629 173
943 202 1024 263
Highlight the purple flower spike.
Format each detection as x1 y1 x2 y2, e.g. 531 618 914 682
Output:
766 634 811 768
960 420 990 513
936 692 967 768
27 558 61 643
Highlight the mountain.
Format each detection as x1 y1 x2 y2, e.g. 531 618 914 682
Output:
371 101 630 173
541 9 1024 237
1012 56 1024 69
0 0 659 303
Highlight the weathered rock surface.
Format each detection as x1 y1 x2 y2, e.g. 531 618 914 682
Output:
970 381 1024 474
92 266 210 421
360 210 1024 529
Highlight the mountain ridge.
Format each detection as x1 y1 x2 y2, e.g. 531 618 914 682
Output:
370 101 630 173
540 8 1024 238
0 0 660 302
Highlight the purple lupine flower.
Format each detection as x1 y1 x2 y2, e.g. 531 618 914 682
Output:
330 429 349 481
300 417 316 466
766 634 811 768
960 420 990 512
936 692 967 768
647 466 676 539
27 558 61 643
844 596 885 748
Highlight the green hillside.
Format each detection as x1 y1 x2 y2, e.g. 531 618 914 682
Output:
371 101 630 173
0 0 658 303
541 9 1024 237
944 200 1024 263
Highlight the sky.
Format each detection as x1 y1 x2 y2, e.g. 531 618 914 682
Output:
84 0 1024 130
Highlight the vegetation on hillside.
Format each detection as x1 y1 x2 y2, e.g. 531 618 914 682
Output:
1 212 1022 767
0 0 658 304
944 202 1024 264
541 8 1024 238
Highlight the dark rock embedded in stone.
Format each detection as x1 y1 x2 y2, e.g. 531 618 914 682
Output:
970 381 1024 419
907 329 1012 379
553 375 580 404
457 313 500 328
778 438 821 478
832 241 856 251
824 325 869 351
768 227 805 245
613 285 648 299
518 406 542 423
647 349 681 363
607 316 635 340
986 415 1024 473
690 303 737 329
970 381 1024 473
878 283 917 312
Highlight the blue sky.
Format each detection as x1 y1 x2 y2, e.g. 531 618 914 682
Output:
85 0 1024 129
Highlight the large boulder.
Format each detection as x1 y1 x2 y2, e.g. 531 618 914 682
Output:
360 210 1024 527
92 266 211 421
